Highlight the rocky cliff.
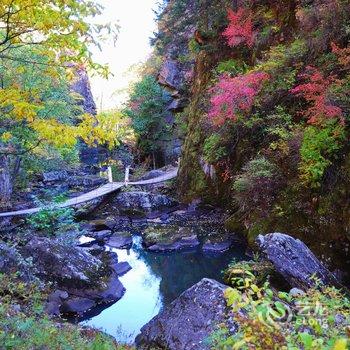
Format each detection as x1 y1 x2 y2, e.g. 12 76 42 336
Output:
153 0 350 275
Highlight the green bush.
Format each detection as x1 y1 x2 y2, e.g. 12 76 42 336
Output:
27 193 78 236
203 134 228 164
299 122 345 188
216 59 248 76
233 157 276 193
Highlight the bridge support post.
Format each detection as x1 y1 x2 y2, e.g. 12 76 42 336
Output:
124 166 130 185
107 166 113 183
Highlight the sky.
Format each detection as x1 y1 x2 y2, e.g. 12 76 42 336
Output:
90 0 160 111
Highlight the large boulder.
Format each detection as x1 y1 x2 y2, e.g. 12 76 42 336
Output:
113 192 176 213
0 242 33 281
21 237 127 317
136 278 232 350
105 231 133 249
257 233 342 290
21 236 103 288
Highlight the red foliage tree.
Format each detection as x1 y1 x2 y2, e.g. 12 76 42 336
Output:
209 72 269 126
223 8 254 48
291 66 343 125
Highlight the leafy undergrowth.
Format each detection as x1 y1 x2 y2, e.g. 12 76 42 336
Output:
211 262 350 350
0 273 133 350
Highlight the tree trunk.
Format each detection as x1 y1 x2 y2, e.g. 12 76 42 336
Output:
0 154 13 207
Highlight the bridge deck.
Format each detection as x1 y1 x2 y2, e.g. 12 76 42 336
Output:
0 168 178 218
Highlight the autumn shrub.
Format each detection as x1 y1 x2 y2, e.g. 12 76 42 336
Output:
223 8 254 48
209 72 269 126
291 66 343 125
256 39 307 93
210 262 350 350
296 0 350 55
265 106 294 148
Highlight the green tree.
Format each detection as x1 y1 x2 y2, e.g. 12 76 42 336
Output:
125 75 171 168
0 0 119 206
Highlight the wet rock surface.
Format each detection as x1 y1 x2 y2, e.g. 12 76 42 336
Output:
86 230 113 243
136 278 232 350
61 297 96 315
112 261 132 276
202 240 234 254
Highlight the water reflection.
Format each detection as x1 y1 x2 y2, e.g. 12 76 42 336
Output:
82 236 246 343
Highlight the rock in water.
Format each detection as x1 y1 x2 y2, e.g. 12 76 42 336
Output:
257 233 341 290
111 262 132 277
136 278 231 350
106 232 133 249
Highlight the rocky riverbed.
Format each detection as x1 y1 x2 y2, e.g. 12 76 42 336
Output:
0 169 349 349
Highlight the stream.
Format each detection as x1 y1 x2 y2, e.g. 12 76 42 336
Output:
80 235 247 344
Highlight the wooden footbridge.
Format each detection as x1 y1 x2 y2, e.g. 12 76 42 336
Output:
0 168 178 218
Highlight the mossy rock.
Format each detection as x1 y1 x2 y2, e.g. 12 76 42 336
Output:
142 225 194 247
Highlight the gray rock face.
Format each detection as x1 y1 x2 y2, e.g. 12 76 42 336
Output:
67 175 106 188
21 236 103 288
257 233 341 290
43 171 68 183
86 230 113 243
61 297 95 314
114 192 176 212
70 66 96 115
42 171 106 189
158 60 183 96
136 278 231 350
3 237 126 317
